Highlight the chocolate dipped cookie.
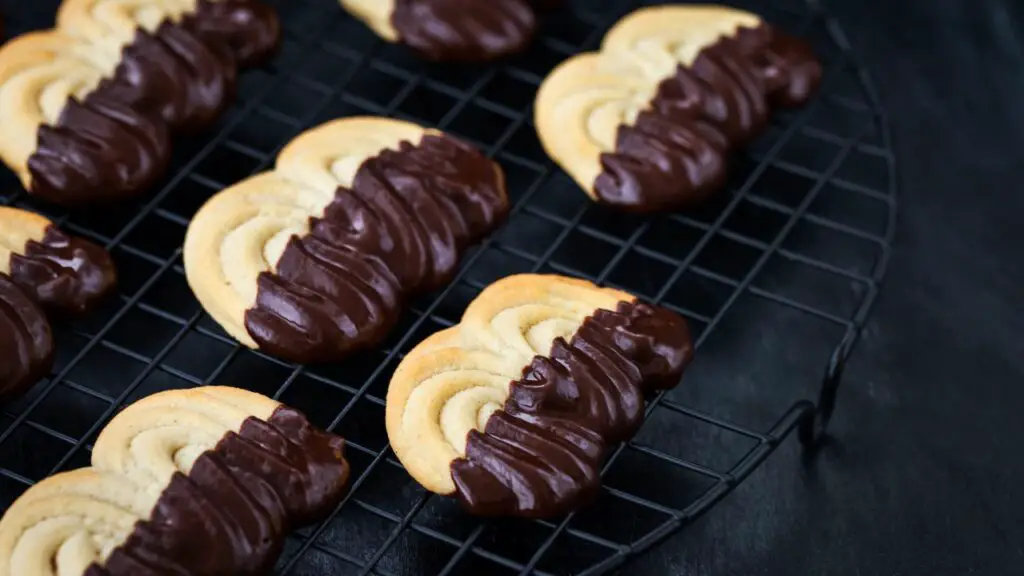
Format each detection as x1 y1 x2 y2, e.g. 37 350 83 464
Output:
0 276 52 403
535 4 821 213
0 0 279 205
0 386 350 576
184 116 508 364
340 0 561 62
387 274 693 518
0 207 116 402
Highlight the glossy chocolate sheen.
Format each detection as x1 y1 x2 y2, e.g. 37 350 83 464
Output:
95 21 237 133
188 0 282 67
27 94 171 206
392 0 537 62
0 275 53 403
26 0 279 206
85 406 350 576
245 134 508 364
594 23 823 213
451 300 693 517
8 226 117 315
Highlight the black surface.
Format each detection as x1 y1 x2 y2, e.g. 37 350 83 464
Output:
0 0 1017 574
628 0 1024 574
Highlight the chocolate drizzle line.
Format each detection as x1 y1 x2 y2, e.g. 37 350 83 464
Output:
451 299 693 518
8 226 117 315
391 0 541 62
85 406 350 576
594 23 822 213
0 275 53 404
26 0 280 205
244 134 508 364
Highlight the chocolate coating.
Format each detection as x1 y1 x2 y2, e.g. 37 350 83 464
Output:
96 21 236 133
594 23 823 213
451 300 693 518
0 275 53 404
392 0 537 62
27 94 170 206
245 134 508 364
26 0 279 205
188 0 282 68
85 406 350 576
8 226 117 315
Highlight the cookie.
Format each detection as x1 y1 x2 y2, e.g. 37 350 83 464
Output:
341 0 561 62
57 0 281 67
387 274 693 517
0 275 52 403
0 386 350 575
184 116 508 364
0 0 279 205
0 207 117 315
0 206 116 402
535 4 822 213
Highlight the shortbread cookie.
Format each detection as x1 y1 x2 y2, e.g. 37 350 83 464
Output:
57 0 281 67
184 116 508 364
0 386 350 575
535 4 821 213
341 0 561 62
387 274 693 517
0 0 279 205
0 275 53 403
0 207 117 314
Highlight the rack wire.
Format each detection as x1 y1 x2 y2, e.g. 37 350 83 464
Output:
0 0 896 574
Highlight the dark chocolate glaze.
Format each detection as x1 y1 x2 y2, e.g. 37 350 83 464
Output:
187 0 282 68
594 23 823 213
392 0 537 62
8 226 117 315
27 94 171 206
245 134 508 364
451 300 693 517
85 406 350 576
26 0 279 205
0 274 53 403
95 21 236 133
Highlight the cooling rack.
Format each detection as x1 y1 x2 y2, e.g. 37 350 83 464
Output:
0 0 896 574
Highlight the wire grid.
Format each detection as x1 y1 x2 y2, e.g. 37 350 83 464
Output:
0 0 896 574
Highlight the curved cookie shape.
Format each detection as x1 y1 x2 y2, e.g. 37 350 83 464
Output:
0 276 53 403
0 207 117 315
387 274 693 518
57 0 281 69
184 116 508 364
535 4 822 213
341 0 561 62
0 0 279 205
0 386 350 576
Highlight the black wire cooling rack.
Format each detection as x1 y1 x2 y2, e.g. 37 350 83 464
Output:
0 0 896 574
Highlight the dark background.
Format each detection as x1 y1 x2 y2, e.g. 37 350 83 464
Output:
633 0 1024 574
0 0 1020 574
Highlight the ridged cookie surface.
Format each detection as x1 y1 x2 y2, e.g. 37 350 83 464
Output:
184 116 509 364
340 0 561 62
0 206 117 403
387 274 693 517
0 207 117 315
535 4 821 213
0 386 350 576
0 0 279 205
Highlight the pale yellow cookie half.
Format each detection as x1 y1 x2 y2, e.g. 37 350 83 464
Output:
183 116 431 348
0 30 116 188
534 4 762 200
0 386 281 576
385 274 635 495
0 207 51 276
